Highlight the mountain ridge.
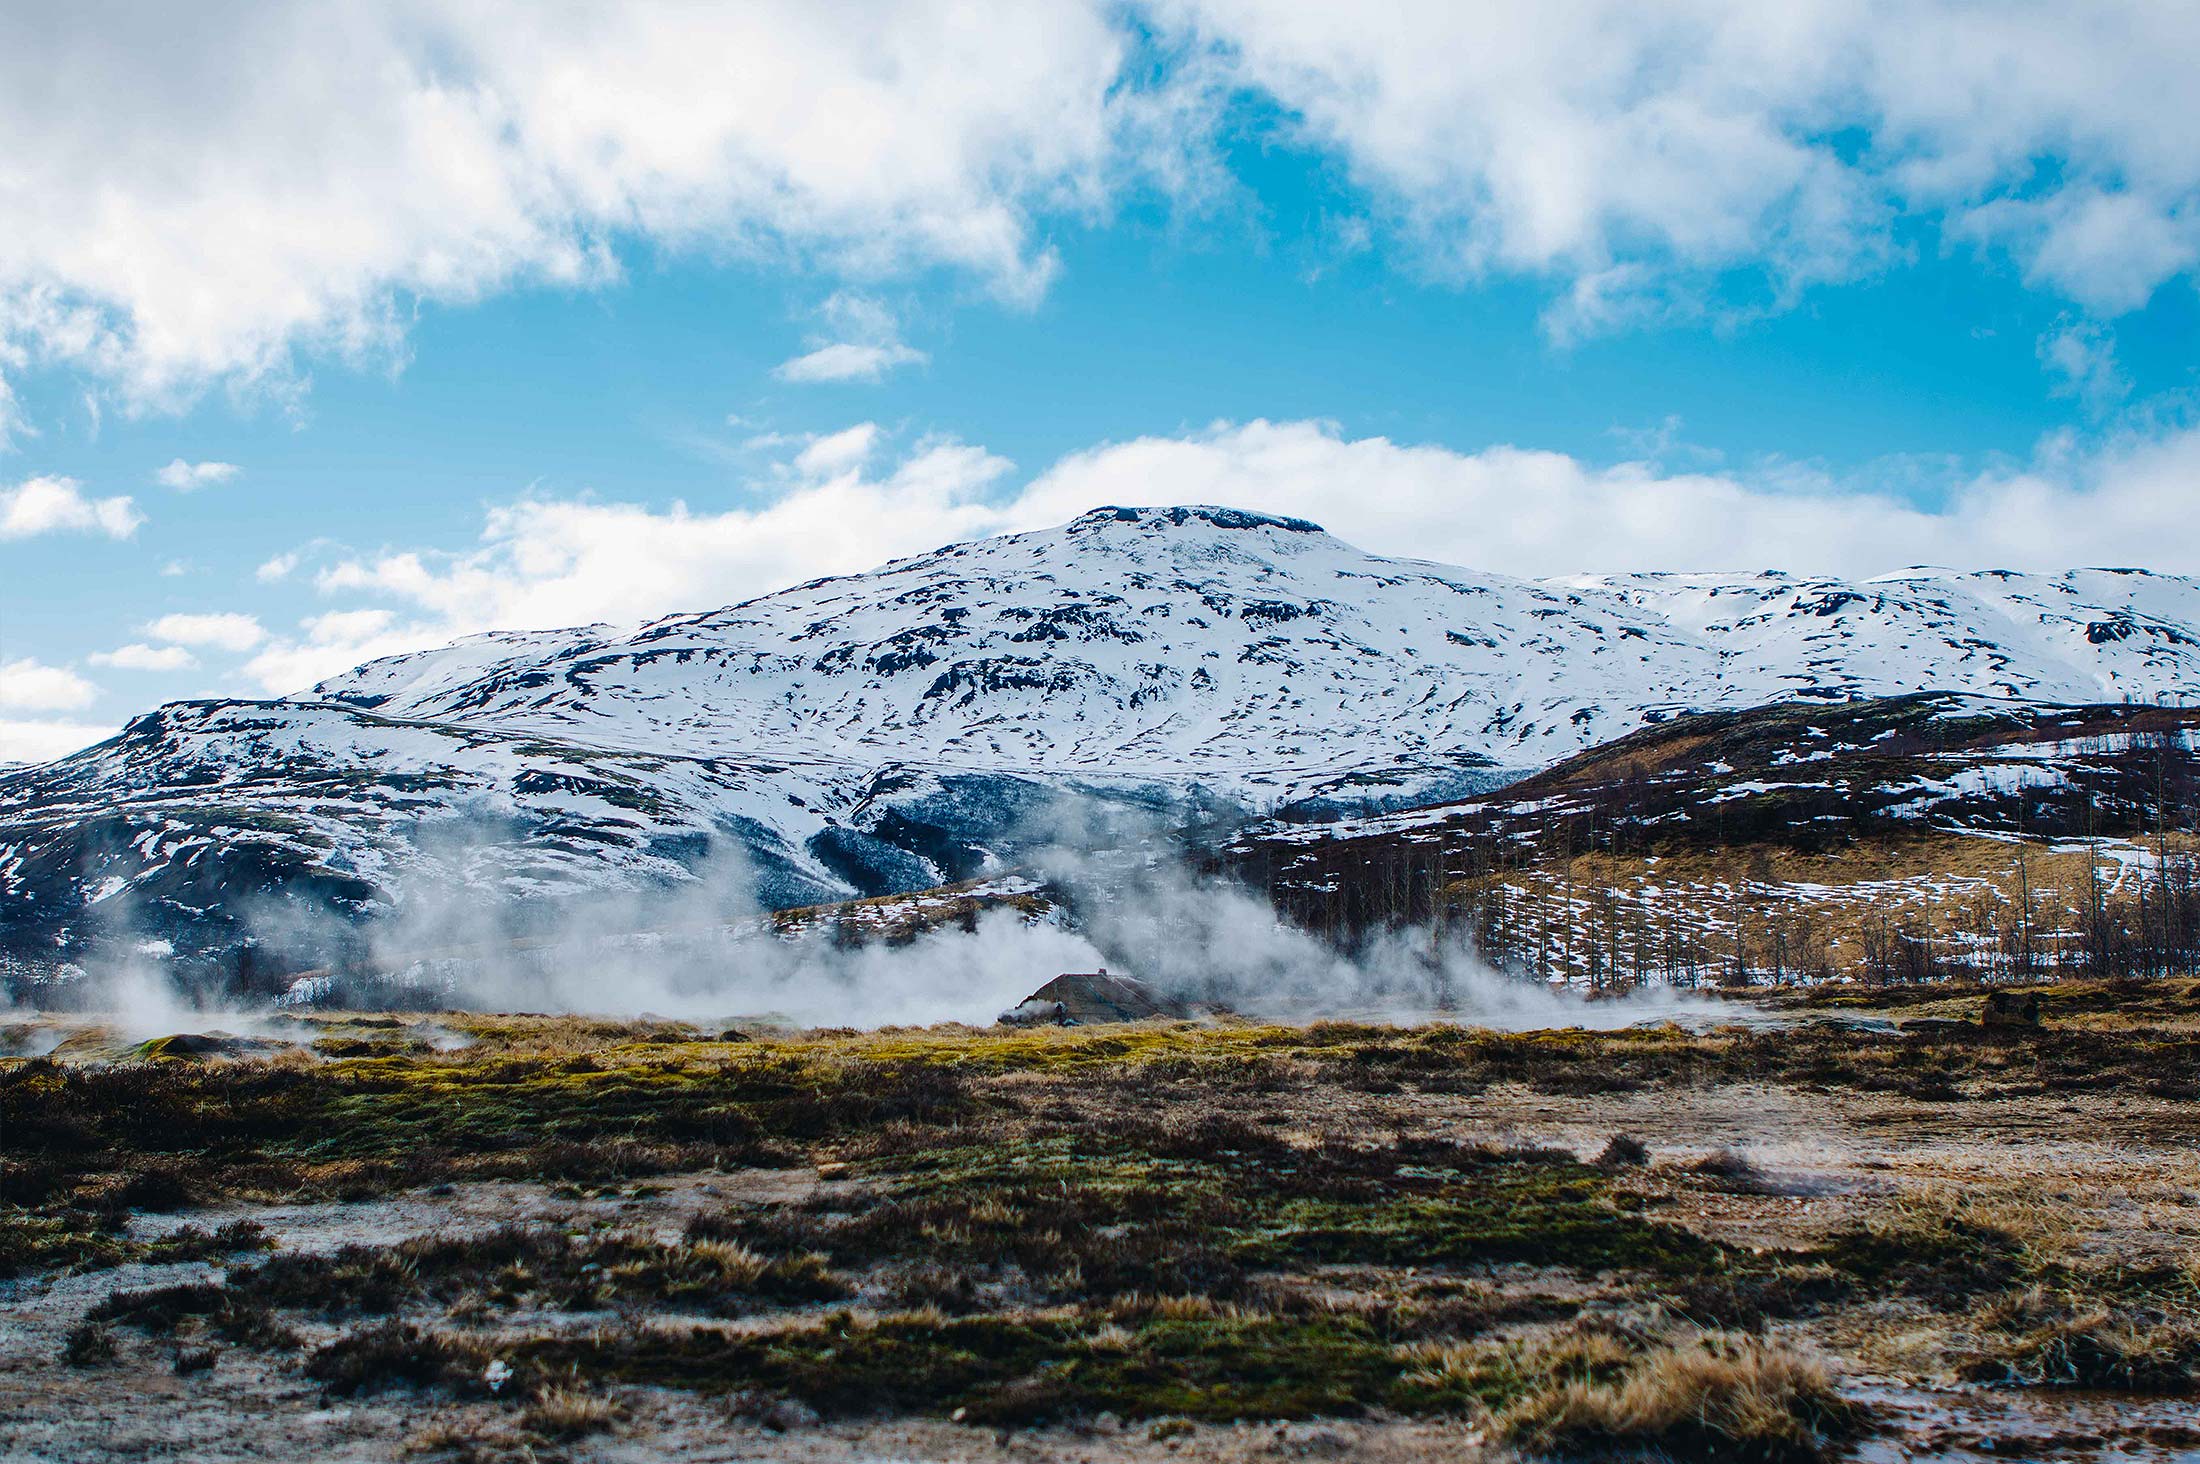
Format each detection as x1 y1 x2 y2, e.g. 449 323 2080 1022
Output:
7 504 2200 984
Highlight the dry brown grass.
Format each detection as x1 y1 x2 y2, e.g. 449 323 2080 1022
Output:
678 1237 771 1287
1458 830 2194 984
520 1383 627 1439
1498 1333 1864 1463
401 1415 533 1463
1959 1286 2200 1393
1397 1326 1632 1396
1551 729 1722 787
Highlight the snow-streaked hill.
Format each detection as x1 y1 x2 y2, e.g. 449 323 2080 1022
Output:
7 504 2200 979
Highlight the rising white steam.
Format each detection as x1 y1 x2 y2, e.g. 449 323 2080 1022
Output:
28 802 1713 1034
1043 844 1712 1031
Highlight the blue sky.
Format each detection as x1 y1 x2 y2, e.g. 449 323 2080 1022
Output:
3 2 2199 761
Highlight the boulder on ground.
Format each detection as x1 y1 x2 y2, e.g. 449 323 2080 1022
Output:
133 1030 295 1060
1981 989 2042 1028
997 969 1187 1026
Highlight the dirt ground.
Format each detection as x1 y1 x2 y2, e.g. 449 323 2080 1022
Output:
4 988 2199 1461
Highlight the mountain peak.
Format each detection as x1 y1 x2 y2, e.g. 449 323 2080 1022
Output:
1066 504 1326 536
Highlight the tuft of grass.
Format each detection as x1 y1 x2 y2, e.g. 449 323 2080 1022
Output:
1595 1134 1650 1169
1497 1333 1867 1464
521 1383 628 1439
1393 1326 1635 1415
1960 1288 2200 1393
305 1320 485 1395
0 1208 131 1277
111 1162 200 1212
1239 1168 1719 1276
1657 1266 1850 1330
158 1219 276 1262
309 1307 1501 1423
173 1345 219 1375
61 1320 118 1366
889 1264 984 1314
399 1417 534 1464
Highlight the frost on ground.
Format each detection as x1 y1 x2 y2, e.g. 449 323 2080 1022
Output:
5 986 2200 1463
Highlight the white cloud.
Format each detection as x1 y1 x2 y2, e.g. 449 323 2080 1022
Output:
147 611 264 652
1968 189 2200 317
159 559 189 577
89 642 197 672
1004 417 2200 577
1166 1 2200 326
0 2 1145 414
1 4 2191 422
0 475 141 539
0 718 113 765
772 341 928 384
0 657 97 711
304 608 395 644
256 550 301 582
305 432 1012 648
153 458 239 490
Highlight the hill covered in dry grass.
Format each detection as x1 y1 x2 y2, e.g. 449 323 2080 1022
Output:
1230 695 2200 987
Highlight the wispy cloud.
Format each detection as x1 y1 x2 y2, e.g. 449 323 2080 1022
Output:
773 293 930 383
146 611 264 652
0 3 1128 415
293 427 1014 672
772 341 929 384
89 643 198 672
1184 3 2200 331
791 423 881 476
153 458 240 490
2037 318 2130 415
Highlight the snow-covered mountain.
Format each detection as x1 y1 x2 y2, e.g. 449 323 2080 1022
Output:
7 504 2200 979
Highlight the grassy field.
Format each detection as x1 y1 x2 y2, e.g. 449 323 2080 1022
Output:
4 984 2199 1461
